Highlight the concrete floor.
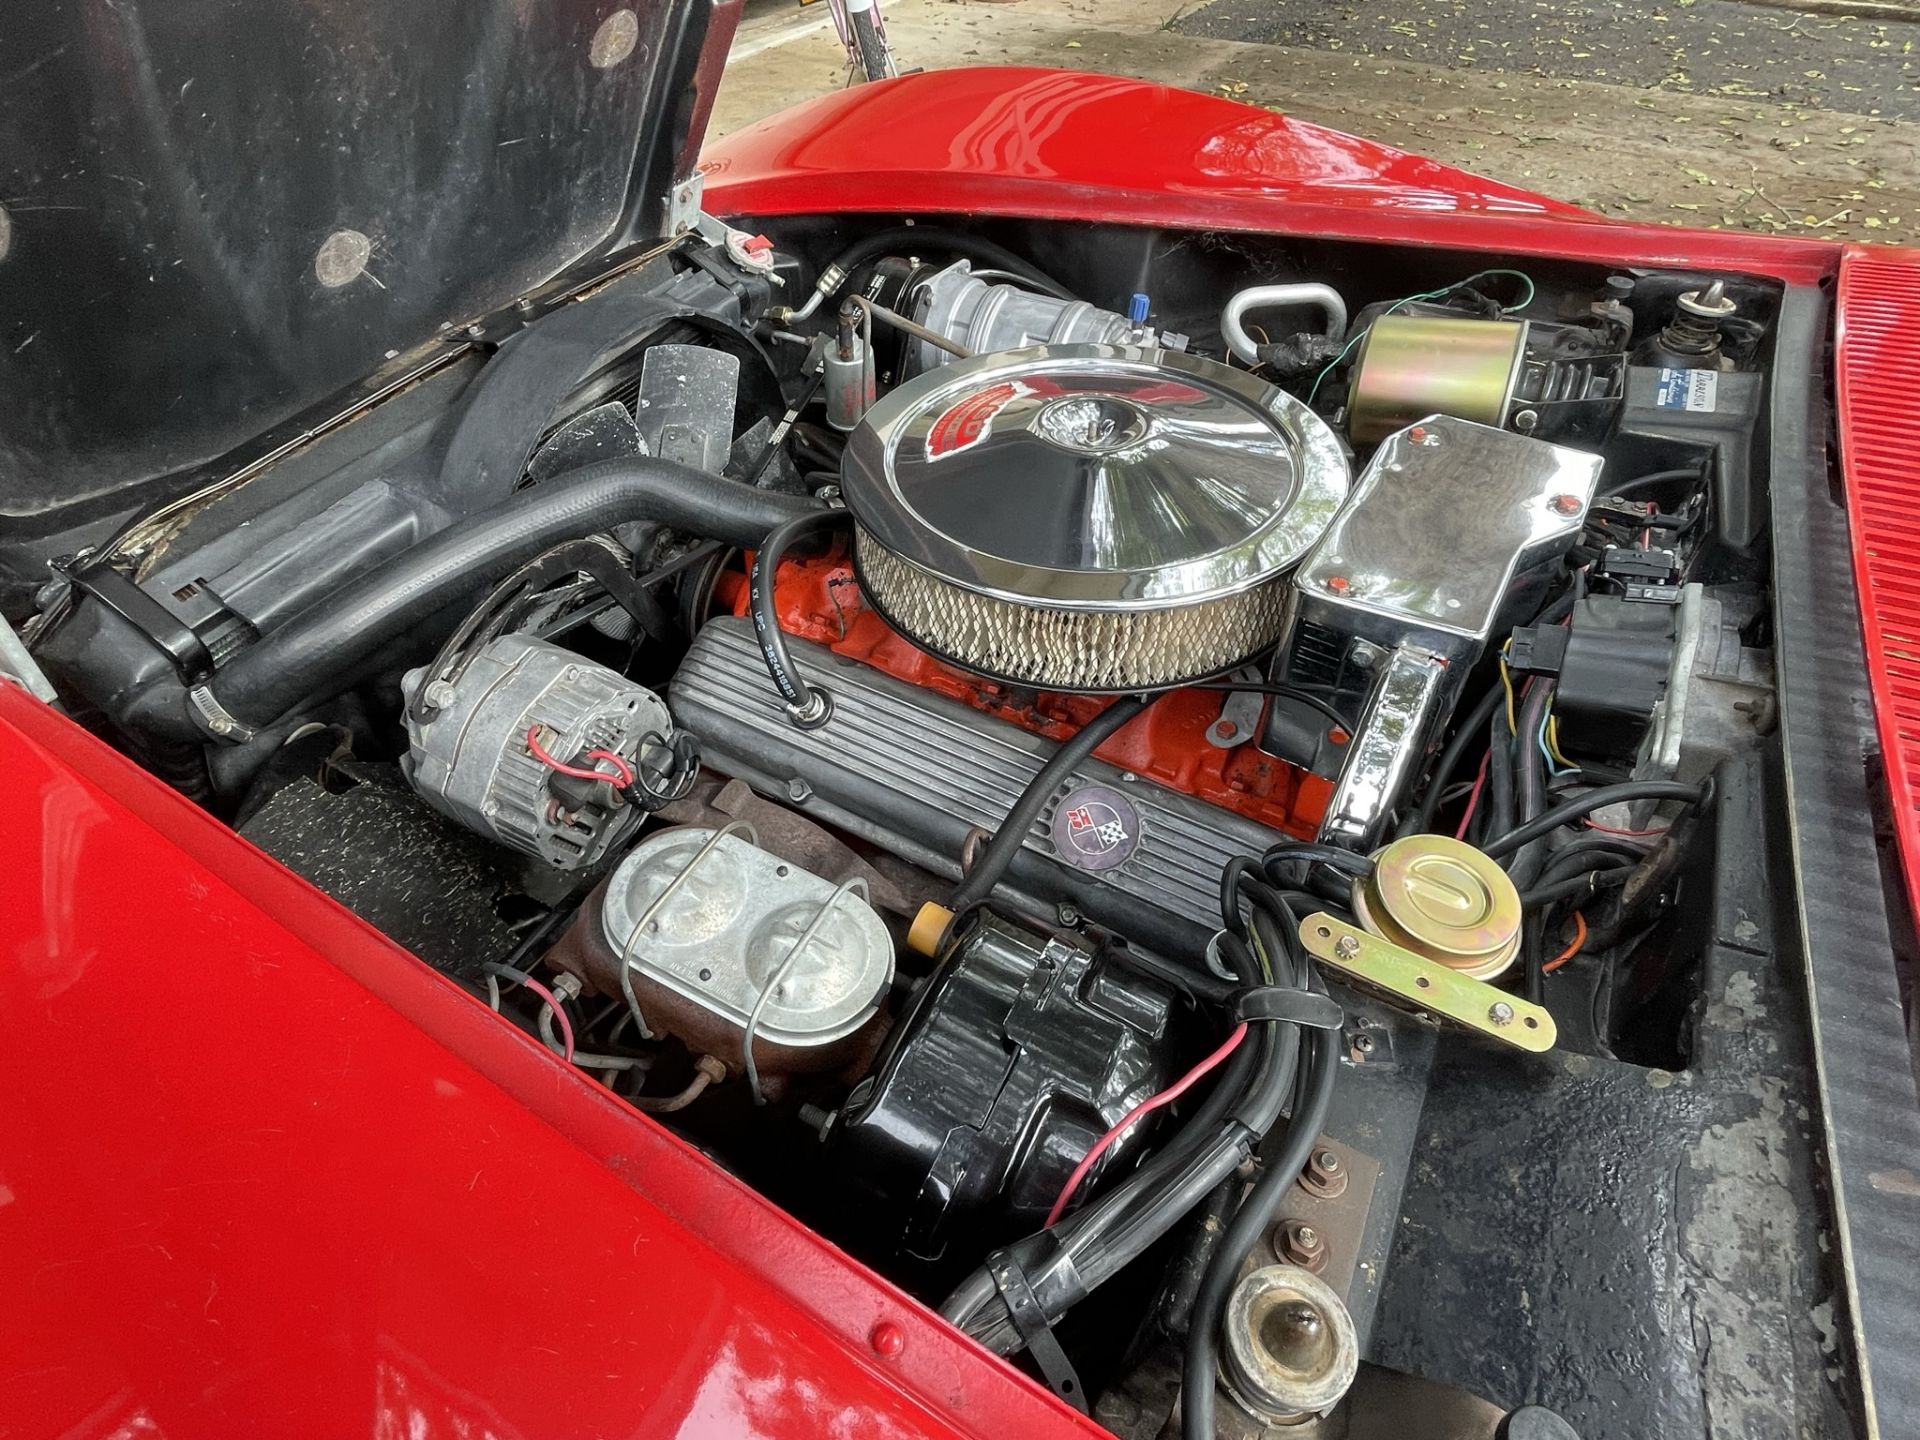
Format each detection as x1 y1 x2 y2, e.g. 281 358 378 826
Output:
712 0 1920 245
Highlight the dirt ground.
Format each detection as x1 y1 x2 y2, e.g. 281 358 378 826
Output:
713 0 1920 245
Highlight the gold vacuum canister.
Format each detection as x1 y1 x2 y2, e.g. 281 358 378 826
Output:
1347 314 1529 444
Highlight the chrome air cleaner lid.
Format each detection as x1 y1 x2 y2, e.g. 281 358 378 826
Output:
839 343 1350 693
841 344 1349 612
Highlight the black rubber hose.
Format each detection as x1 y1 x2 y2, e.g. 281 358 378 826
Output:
203 459 825 733
1536 838 1644 886
810 225 1073 303
1182 1023 1339 1440
1408 679 1505 836
1521 865 1635 910
1486 708 1515 848
1600 466 1707 498
1508 678 1558 890
947 695 1154 912
1483 781 1708 860
750 509 852 722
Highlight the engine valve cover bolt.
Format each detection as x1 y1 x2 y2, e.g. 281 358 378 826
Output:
1277 1219 1328 1272
1300 1145 1349 1199
1549 493 1584 516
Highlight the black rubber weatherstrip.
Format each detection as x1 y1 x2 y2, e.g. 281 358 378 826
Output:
1767 279 1920 1433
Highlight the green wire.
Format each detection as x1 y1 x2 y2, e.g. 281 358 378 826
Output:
1304 268 1538 407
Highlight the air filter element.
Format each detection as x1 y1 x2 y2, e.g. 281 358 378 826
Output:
841 344 1349 692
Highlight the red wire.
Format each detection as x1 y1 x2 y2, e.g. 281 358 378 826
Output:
1045 1023 1249 1229
515 973 575 1061
524 726 634 789
1584 819 1667 838
1455 750 1492 841
582 748 636 788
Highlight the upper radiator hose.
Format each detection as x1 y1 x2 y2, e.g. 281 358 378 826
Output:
187 458 824 737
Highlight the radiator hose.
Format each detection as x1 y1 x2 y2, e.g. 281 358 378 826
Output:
183 458 824 737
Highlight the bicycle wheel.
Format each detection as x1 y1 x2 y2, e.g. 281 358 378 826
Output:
845 0 896 82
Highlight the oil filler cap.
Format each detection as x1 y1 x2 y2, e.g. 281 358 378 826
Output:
1352 834 1522 981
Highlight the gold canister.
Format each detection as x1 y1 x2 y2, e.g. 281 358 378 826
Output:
1352 834 1523 981
1347 314 1528 444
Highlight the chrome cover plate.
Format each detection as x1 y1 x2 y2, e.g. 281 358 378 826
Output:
1319 644 1448 849
1290 415 1601 645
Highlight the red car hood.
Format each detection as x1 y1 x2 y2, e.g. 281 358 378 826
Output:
0 683 1095 1439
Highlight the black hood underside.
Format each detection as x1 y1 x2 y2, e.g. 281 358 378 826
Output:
0 0 735 548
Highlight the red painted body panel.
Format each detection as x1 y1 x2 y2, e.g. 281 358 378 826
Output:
1835 245 1920 912
0 685 1100 1440
702 68 1838 285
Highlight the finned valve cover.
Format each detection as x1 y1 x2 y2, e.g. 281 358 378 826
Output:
840 344 1350 692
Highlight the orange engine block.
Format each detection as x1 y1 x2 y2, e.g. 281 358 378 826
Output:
723 544 1333 841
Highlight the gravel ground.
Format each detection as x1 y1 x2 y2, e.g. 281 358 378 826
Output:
715 0 1920 243
1176 0 1920 121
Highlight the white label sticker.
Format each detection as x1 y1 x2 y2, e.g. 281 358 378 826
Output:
1653 367 1718 413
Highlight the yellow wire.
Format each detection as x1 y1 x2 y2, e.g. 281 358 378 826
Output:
1249 925 1275 983
1499 642 1517 737
1547 714 1573 769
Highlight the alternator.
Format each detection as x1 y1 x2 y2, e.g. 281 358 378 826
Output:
403 635 672 870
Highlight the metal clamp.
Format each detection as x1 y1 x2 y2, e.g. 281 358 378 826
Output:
987 1251 1089 1413
57 558 216 684
742 874 871 1105
1299 913 1556 1053
186 683 258 744
615 821 763 1042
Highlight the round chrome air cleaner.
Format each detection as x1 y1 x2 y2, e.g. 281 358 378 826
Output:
840 344 1350 692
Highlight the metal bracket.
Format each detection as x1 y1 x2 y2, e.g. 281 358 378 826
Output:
56 557 216 685
664 170 707 239
1207 669 1266 749
1300 913 1556 1053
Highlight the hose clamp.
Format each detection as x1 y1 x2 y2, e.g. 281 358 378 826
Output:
186 684 257 745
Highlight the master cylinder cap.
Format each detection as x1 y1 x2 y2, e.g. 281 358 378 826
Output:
1352 833 1522 981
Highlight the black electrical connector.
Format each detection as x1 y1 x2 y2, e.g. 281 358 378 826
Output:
1508 623 1570 676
